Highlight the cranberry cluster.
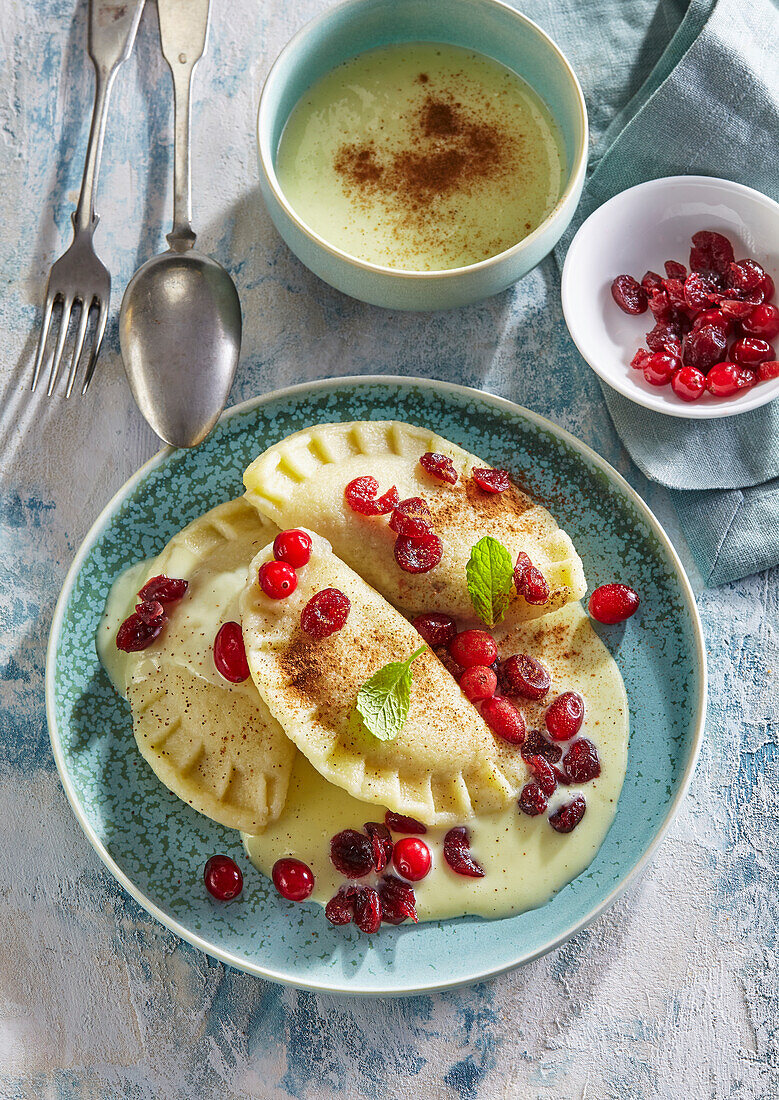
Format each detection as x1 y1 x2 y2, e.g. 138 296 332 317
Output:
612 231 779 400
115 573 188 652
257 528 313 599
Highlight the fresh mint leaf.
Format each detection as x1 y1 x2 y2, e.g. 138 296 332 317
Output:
355 645 427 741
466 536 514 627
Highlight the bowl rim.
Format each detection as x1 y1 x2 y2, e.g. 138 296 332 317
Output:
45 375 707 996
561 173 779 419
256 0 588 280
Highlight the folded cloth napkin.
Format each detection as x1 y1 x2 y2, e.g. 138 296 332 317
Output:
557 0 779 585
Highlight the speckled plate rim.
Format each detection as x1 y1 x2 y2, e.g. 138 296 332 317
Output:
45 375 707 996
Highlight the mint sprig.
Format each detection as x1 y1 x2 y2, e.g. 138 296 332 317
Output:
354 645 427 741
466 536 514 627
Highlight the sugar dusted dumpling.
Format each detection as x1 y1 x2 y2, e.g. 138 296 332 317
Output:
239 529 528 825
242 421 585 627
100 499 296 833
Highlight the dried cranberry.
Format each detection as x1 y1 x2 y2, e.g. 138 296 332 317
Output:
646 322 682 355
449 629 497 668
384 811 427 835
663 277 687 310
301 588 350 638
611 274 648 315
689 230 734 276
135 599 165 624
443 826 484 877
630 348 652 371
480 696 526 744
720 298 757 319
213 621 250 683
499 653 551 700
525 754 557 796
459 665 498 702
672 366 706 401
683 324 727 371
563 738 601 783
521 729 562 764
272 857 314 902
325 886 356 925
514 552 550 605
641 270 664 293
683 273 719 312
204 854 243 901
647 286 672 322
392 837 432 881
549 795 587 834
545 691 585 741
692 308 732 335
518 783 547 816
330 829 374 878
138 574 188 604
273 529 312 568
394 533 443 573
472 467 511 493
742 303 779 340
116 611 166 652
258 560 297 599
364 822 393 872
353 886 382 933
378 875 418 924
706 362 756 397
643 353 678 386
727 259 766 296
588 583 640 624
731 337 775 366
758 360 779 382
419 452 458 484
411 612 456 647
664 260 687 280
389 497 433 537
345 476 399 516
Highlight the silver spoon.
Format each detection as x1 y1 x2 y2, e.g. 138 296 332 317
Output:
120 0 241 448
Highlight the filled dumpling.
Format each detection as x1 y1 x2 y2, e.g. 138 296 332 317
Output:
239 529 528 825
242 420 586 628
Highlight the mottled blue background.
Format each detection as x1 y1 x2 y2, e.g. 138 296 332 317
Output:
0 0 776 1096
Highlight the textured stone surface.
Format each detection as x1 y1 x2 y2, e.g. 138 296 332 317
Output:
0 0 776 1096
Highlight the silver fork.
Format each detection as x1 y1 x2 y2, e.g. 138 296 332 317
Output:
32 0 146 397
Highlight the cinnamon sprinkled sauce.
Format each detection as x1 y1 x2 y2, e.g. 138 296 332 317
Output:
276 43 565 270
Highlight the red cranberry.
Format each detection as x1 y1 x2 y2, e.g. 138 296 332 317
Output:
588 583 640 624
664 259 687 280
514 552 550 605
138 574 188 603
443 826 484 877
411 612 456 647
394 532 443 573
258 560 297 599
521 729 562 764
563 738 601 783
692 308 732 335
378 875 418 924
683 324 727 371
204 854 243 900
459 665 497 702
345 476 399 516
325 885 356 925
472 467 511 493
671 365 706 401
392 837 432 881
689 230 734 276
389 497 433 537
301 588 350 638
353 886 382 933
758 360 779 382
643 352 678 386
731 337 775 366
364 822 393 872
630 348 652 371
525 754 557 796
272 857 314 902
545 692 585 741
273 529 312 568
116 610 166 652
499 654 551 700
706 362 756 397
762 272 776 299
135 599 165 624
549 795 587 834
419 452 458 484
385 810 427 834
480 696 526 744
449 629 497 668
518 783 547 816
727 259 766 296
742 303 779 339
330 829 373 878
213 621 250 683
611 274 648 314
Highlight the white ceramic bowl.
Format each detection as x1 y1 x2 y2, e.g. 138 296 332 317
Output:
561 176 779 419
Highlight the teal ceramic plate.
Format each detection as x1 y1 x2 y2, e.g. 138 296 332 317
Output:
46 377 706 996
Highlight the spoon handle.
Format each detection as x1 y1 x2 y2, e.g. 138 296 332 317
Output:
157 0 211 251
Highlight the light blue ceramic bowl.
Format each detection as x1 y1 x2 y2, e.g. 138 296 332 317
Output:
257 0 588 310
46 377 705 996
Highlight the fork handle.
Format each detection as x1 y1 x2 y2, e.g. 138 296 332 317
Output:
73 0 146 235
